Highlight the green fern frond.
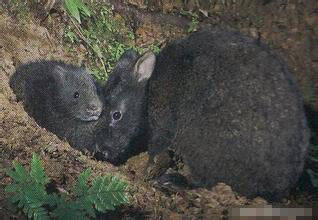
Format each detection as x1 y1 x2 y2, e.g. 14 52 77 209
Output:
7 163 29 182
89 175 129 212
31 207 49 220
5 154 130 219
75 196 96 219
51 194 89 220
5 154 51 219
64 0 91 23
30 153 50 185
73 168 91 197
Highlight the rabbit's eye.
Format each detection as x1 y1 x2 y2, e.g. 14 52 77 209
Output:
112 111 122 121
74 91 80 99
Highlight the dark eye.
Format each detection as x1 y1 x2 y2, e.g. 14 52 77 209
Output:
112 111 122 121
74 91 80 99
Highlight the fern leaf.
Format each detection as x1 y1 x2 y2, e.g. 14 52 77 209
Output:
9 193 22 204
73 168 91 197
88 175 129 212
33 207 50 220
5 183 20 193
6 169 21 182
6 154 130 219
18 197 28 209
6 154 51 219
27 206 33 219
7 162 29 182
30 153 50 185
24 184 47 205
15 163 30 182
45 193 60 208
75 197 96 218
52 200 87 220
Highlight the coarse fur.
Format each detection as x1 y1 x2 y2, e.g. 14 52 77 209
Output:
96 28 309 200
10 60 103 150
94 51 151 164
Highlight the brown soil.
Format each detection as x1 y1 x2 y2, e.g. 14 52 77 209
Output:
0 0 318 219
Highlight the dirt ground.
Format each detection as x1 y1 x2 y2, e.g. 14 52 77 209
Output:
0 0 318 219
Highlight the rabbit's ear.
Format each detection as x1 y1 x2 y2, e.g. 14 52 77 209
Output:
121 49 140 61
115 49 140 70
133 51 156 82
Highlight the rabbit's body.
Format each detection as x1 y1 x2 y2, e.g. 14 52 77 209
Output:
96 28 309 200
10 60 103 150
147 29 309 200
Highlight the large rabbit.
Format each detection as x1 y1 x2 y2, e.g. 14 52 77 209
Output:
95 28 309 200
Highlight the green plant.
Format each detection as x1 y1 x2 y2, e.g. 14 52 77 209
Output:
63 1 161 80
63 3 135 80
188 13 199 33
64 0 91 23
180 10 199 33
148 43 161 54
5 153 129 219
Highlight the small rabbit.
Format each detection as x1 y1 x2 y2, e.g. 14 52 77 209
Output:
10 60 103 150
96 28 309 200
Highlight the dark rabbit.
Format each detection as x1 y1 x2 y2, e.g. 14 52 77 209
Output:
10 60 103 150
96 28 309 200
94 51 153 164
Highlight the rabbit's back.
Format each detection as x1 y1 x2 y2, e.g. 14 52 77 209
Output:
147 28 309 200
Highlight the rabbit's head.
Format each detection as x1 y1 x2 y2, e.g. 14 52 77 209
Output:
51 64 103 122
95 50 156 164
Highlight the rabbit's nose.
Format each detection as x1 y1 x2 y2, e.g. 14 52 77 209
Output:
87 102 102 114
88 103 99 111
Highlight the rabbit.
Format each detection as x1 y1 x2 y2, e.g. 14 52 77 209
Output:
95 28 309 200
10 60 103 150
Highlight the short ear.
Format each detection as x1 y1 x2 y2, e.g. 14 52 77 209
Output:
115 49 140 69
52 64 66 83
133 51 156 82
120 49 139 61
